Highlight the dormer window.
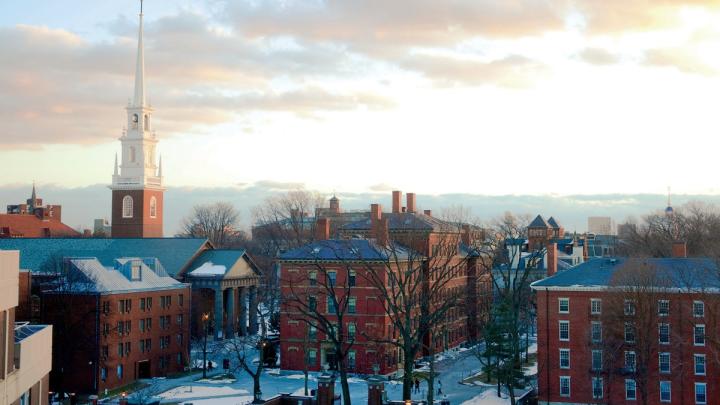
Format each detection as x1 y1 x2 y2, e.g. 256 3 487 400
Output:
131 264 141 280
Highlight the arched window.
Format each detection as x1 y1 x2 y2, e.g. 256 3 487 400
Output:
144 114 149 130
150 196 157 218
132 114 139 129
130 146 136 163
122 195 134 218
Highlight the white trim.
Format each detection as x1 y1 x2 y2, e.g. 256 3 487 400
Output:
559 348 570 369
559 376 571 397
694 324 706 346
625 379 637 401
659 352 671 374
660 381 671 403
558 297 569 314
559 320 570 342
695 382 707 404
694 353 706 376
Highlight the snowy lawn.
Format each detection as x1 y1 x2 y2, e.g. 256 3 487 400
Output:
158 385 249 400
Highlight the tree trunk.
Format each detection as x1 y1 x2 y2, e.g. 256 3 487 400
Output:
338 365 352 405
253 373 262 402
403 353 414 400
427 342 435 404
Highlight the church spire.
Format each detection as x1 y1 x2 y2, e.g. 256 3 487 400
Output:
114 153 119 176
158 154 163 177
133 0 146 108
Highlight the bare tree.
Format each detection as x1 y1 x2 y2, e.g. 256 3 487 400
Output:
225 302 269 403
180 202 245 248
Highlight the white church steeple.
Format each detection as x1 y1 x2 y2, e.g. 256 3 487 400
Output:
111 0 163 191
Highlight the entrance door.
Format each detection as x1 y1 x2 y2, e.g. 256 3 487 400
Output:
137 360 151 379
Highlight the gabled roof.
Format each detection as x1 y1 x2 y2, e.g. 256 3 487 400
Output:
186 249 262 278
0 214 80 237
341 212 459 232
67 258 186 293
531 257 720 290
547 217 561 229
528 215 550 228
279 239 413 261
0 237 210 277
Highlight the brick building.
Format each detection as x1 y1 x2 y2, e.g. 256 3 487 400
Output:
1 185 79 238
40 256 191 394
531 243 720 405
278 191 490 375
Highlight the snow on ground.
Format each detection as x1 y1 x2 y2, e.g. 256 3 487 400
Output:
157 386 249 400
524 363 538 376
461 389 510 405
527 342 537 354
177 397 253 405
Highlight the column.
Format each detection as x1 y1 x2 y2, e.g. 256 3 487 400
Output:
214 288 224 340
237 287 247 336
249 286 259 334
225 287 235 338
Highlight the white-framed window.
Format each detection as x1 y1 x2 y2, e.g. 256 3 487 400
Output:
558 297 569 314
658 300 670 316
625 322 635 343
693 301 704 317
117 364 124 379
592 350 602 371
624 351 636 372
150 196 157 218
591 321 602 343
624 299 636 316
694 354 706 375
659 323 670 344
592 377 603 399
559 348 570 369
695 383 707 404
660 381 671 403
659 352 671 374
122 195 134 218
591 298 602 315
559 320 569 341
559 376 571 397
694 324 705 346
626 379 637 400
308 349 317 364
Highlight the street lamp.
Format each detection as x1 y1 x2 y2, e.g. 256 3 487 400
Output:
202 313 210 379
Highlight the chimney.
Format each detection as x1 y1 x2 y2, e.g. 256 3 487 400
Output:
672 241 687 258
370 204 382 221
315 218 330 241
462 224 471 246
377 217 389 247
546 242 557 276
367 377 385 405
392 191 402 214
424 209 432 217
406 192 417 214
317 373 335 405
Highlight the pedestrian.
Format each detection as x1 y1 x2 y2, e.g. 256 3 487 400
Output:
437 379 443 395
414 378 420 393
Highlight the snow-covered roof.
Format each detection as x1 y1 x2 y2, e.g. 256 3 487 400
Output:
188 261 227 277
63 257 187 294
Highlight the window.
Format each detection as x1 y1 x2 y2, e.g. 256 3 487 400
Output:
694 354 706 375
592 350 602 371
695 383 707 404
591 321 602 343
309 271 317 286
559 349 570 369
118 321 124 336
140 298 146 311
117 364 124 380
147 297 152 310
624 351 636 372
177 333 183 345
591 298 602 315
101 367 107 381
309 296 317 311
118 343 124 357
559 376 571 397
177 314 184 325
150 196 157 218
179 294 184 307
139 340 146 353
125 341 131 355
592 377 603 399
625 322 635 343
659 323 670 344
348 297 357 314
658 300 670 316
348 323 356 340
694 301 704 317
626 379 637 400
624 299 636 316
327 271 337 286
122 195 134 218
349 270 356 287
327 296 336 314
659 352 671 374
177 352 183 365
559 321 569 341
308 325 317 340
102 301 110 314
348 350 356 369
660 381 671 403
131 264 141 280
558 298 569 314
139 319 145 332
308 349 317 365
694 325 705 346
101 345 108 359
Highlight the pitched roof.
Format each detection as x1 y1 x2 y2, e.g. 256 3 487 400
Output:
341 212 459 232
186 249 261 278
531 257 720 290
0 214 80 237
528 215 549 228
67 258 186 293
0 237 210 277
279 239 413 261
547 217 561 229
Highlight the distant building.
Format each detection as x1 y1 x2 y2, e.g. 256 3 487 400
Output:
588 216 616 236
0 250 52 404
1 185 80 238
94 218 112 237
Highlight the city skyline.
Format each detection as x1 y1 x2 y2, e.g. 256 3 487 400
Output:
3 1 720 196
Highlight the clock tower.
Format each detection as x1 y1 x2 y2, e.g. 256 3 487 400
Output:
110 4 164 238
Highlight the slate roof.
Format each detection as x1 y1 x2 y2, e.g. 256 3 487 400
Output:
341 212 459 232
531 257 720 290
0 238 210 277
279 239 413 261
547 217 561 229
528 215 550 228
67 258 186 293
0 214 80 237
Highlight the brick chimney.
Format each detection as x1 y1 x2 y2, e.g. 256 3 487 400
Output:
367 377 385 405
462 224 471 246
672 241 687 258
317 373 335 405
315 218 330 241
546 242 557 276
424 209 432 217
406 192 417 214
392 191 402 213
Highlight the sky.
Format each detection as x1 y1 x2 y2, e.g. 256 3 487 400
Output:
3 0 720 231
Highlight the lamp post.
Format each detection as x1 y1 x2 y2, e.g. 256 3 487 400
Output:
202 313 210 379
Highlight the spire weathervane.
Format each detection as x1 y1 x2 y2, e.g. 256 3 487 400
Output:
140 0 143 15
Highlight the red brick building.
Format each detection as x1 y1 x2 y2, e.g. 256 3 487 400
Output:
278 191 490 375
1 185 79 238
531 244 720 405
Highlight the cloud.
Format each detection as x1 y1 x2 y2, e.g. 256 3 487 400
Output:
643 47 719 76
577 47 620 65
